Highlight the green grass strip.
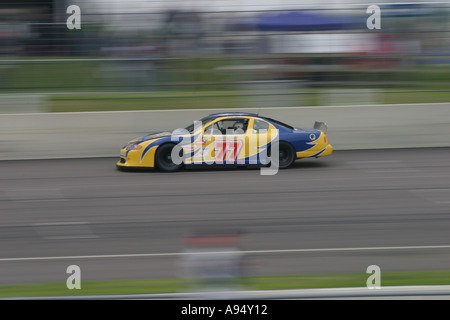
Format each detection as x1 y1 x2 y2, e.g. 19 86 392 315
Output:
1 271 450 298
43 88 450 112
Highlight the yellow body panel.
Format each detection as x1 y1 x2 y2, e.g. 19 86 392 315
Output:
295 131 333 159
117 116 333 169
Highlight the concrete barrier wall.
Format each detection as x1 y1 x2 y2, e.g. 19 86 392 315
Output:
1 103 449 160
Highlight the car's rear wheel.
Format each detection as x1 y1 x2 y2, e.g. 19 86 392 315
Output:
268 141 296 169
155 143 183 172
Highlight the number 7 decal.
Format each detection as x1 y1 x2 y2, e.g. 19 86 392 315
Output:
214 139 243 164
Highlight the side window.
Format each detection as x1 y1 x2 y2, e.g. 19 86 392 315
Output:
253 120 270 133
207 118 249 135
204 122 222 135
230 118 249 135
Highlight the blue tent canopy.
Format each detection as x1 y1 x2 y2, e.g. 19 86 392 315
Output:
237 11 362 32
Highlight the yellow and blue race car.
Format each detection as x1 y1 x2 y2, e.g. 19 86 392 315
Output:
116 112 333 172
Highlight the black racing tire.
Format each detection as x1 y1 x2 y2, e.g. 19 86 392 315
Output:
268 141 296 169
155 143 183 172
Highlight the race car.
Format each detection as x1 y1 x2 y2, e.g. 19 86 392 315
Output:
116 112 333 172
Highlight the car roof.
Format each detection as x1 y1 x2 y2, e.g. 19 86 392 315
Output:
208 112 259 118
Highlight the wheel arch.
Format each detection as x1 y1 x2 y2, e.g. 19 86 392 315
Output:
154 141 184 172
268 140 297 157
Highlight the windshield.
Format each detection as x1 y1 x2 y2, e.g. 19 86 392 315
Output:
184 116 216 133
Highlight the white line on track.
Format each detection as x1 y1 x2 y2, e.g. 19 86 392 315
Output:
2 245 450 262
366 169 419 173
347 160 403 164
32 222 97 240
33 222 90 226
14 199 68 203
44 236 99 240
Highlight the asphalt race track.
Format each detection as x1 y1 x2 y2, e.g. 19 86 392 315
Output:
1 147 450 286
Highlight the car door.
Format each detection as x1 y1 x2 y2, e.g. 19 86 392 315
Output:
246 118 277 165
202 118 249 165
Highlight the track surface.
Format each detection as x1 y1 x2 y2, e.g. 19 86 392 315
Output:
1 148 450 286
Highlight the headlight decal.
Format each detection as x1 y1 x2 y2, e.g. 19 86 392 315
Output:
127 144 143 151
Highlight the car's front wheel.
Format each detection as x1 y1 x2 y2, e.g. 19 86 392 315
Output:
155 143 183 172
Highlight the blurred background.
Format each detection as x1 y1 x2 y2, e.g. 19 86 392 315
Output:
1 0 450 112
2 0 450 298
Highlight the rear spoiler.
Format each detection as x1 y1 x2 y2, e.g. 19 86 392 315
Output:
314 121 328 133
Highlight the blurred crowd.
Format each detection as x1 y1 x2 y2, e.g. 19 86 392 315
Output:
1 1 449 59
1 0 450 106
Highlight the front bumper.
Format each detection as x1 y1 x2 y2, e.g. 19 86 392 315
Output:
116 144 157 168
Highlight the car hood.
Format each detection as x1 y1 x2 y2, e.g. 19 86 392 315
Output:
131 131 172 143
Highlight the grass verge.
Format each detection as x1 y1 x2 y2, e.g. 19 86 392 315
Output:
43 88 450 112
2 271 450 298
